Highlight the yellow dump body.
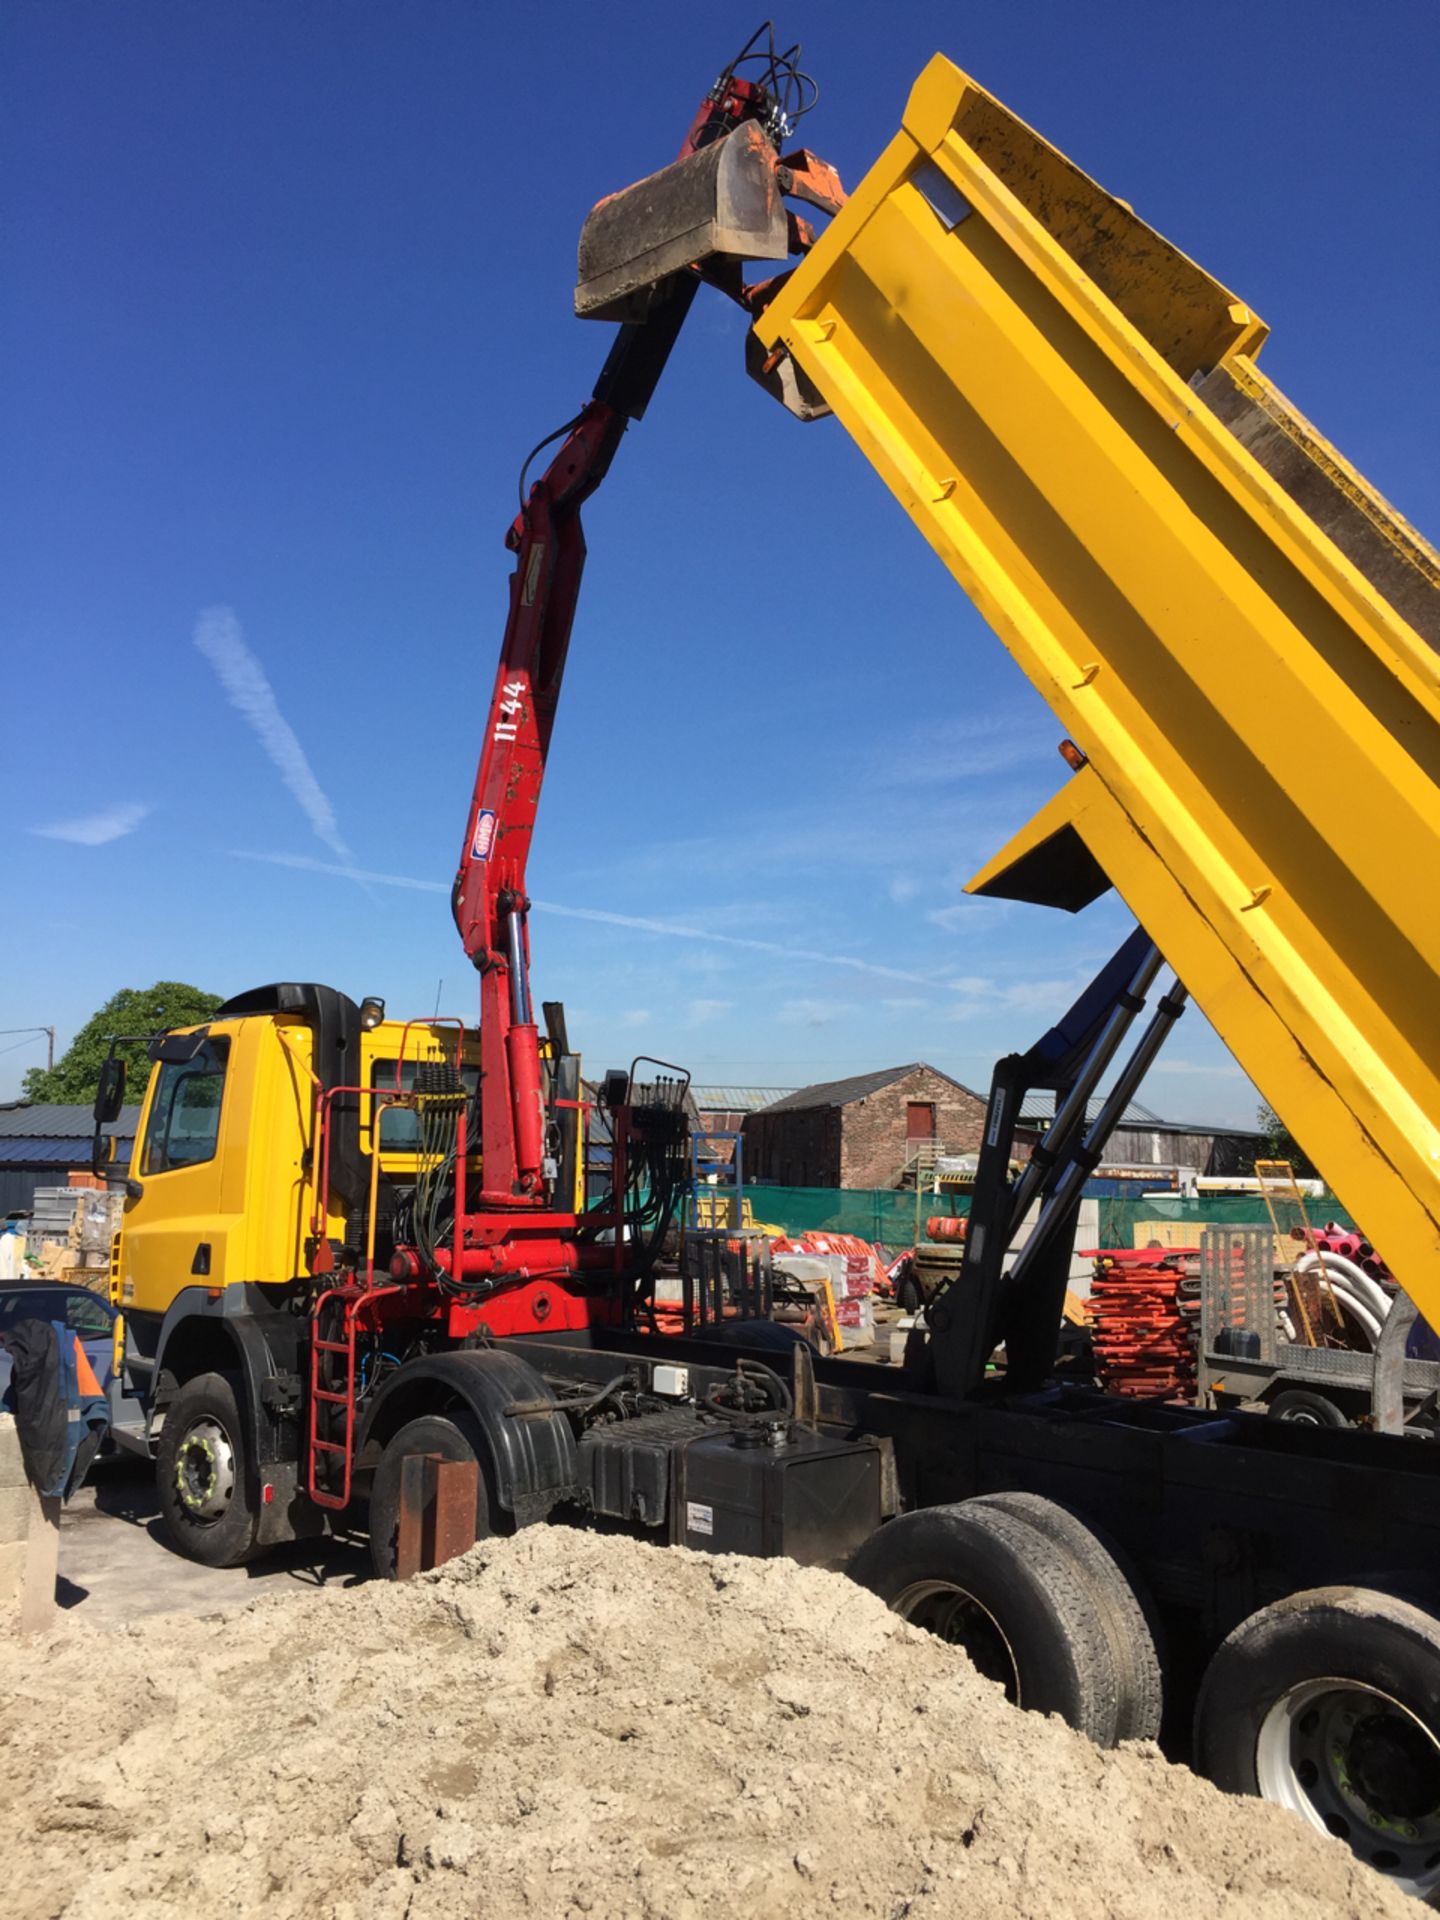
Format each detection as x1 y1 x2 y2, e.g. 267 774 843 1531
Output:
754 59 1440 1304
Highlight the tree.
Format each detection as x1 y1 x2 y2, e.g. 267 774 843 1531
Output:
1251 1100 1318 1180
20 982 224 1107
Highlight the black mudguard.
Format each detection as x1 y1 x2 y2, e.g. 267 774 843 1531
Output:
359 1348 578 1525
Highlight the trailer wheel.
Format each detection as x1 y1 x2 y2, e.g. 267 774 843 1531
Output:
848 1501 1125 1745
971 1491 1164 1742
1266 1388 1350 1427
156 1371 262 1568
368 1411 495 1579
1195 1586 1440 1900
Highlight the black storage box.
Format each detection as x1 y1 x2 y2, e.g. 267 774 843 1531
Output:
676 1426 882 1568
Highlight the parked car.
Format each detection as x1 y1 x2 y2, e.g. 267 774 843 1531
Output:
0 1281 119 1402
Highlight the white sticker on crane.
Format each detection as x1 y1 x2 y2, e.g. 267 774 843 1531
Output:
471 809 497 860
686 1502 714 1537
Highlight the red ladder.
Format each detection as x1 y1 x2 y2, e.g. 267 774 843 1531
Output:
307 1285 366 1511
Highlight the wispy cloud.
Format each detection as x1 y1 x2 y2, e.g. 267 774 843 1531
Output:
621 1009 651 1029
778 998 859 1028
1149 1058 1246 1079
30 801 151 847
870 712 1053 789
687 998 732 1027
236 851 443 892
195 606 353 861
230 850 963 990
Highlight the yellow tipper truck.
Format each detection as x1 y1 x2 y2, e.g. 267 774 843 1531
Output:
98 36 1440 1896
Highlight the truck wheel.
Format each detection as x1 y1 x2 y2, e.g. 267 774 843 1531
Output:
1195 1586 1440 1901
368 1412 495 1579
970 1491 1164 1742
848 1501 1124 1745
897 1273 923 1315
156 1371 263 1568
1267 1389 1349 1427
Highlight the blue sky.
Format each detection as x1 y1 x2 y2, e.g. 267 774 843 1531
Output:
5 2 1437 1124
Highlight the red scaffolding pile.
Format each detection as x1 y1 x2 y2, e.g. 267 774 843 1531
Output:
1086 1249 1198 1399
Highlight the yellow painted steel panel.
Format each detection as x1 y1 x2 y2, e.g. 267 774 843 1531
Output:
754 58 1440 1302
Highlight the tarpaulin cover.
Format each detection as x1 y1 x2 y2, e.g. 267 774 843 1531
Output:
1 1318 109 1498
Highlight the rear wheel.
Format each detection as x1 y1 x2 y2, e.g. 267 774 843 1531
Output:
849 1500 1126 1745
1266 1388 1350 1427
970 1491 1164 1742
156 1371 262 1568
368 1411 495 1579
1195 1586 1440 1901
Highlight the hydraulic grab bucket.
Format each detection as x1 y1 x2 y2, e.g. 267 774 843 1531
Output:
575 121 791 322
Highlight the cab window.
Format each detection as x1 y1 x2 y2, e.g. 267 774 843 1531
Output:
370 1058 478 1153
142 1037 230 1175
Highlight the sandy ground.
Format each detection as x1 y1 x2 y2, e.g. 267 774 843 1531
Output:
3 1522 1415 1919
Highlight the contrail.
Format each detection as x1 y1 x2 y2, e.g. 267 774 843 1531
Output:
232 850 953 989
195 606 354 862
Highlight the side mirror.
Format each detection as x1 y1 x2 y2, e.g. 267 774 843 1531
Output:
94 1057 127 1125
91 1132 118 1177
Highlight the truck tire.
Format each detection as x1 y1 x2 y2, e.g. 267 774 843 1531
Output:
1194 1586 1440 1901
970 1491 1164 1743
1266 1388 1350 1427
848 1501 1125 1745
156 1371 263 1568
368 1411 496 1579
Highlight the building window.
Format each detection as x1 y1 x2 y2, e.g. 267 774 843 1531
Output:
142 1038 230 1175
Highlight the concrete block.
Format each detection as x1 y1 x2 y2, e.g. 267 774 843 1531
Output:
18 1489 59 1635
0 1480 31 1539
0 1538 26 1616
0 1413 26 1488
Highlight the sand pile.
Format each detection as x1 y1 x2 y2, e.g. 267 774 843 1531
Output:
1 1527 1413 1918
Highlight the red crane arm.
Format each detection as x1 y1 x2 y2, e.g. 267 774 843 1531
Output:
450 397 629 1198
450 56 809 1206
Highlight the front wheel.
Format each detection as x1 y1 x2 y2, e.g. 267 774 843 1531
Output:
156 1371 263 1568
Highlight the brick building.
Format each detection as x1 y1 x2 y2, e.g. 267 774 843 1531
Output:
742 1064 989 1190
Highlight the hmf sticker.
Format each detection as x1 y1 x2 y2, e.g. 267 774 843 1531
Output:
470 809 498 860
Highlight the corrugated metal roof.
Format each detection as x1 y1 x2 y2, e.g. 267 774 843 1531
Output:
1016 1090 1262 1136
691 1087 796 1114
758 1063 979 1115
0 1102 143 1138
0 1136 134 1164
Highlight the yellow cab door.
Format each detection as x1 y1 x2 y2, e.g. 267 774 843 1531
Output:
120 1026 238 1320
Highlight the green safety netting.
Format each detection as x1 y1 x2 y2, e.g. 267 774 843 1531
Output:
1095 1190 1358 1250
708 1184 1358 1250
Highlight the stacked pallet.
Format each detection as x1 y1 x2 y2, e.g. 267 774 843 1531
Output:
22 1186 122 1288
770 1232 885 1335
1087 1249 1197 1399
